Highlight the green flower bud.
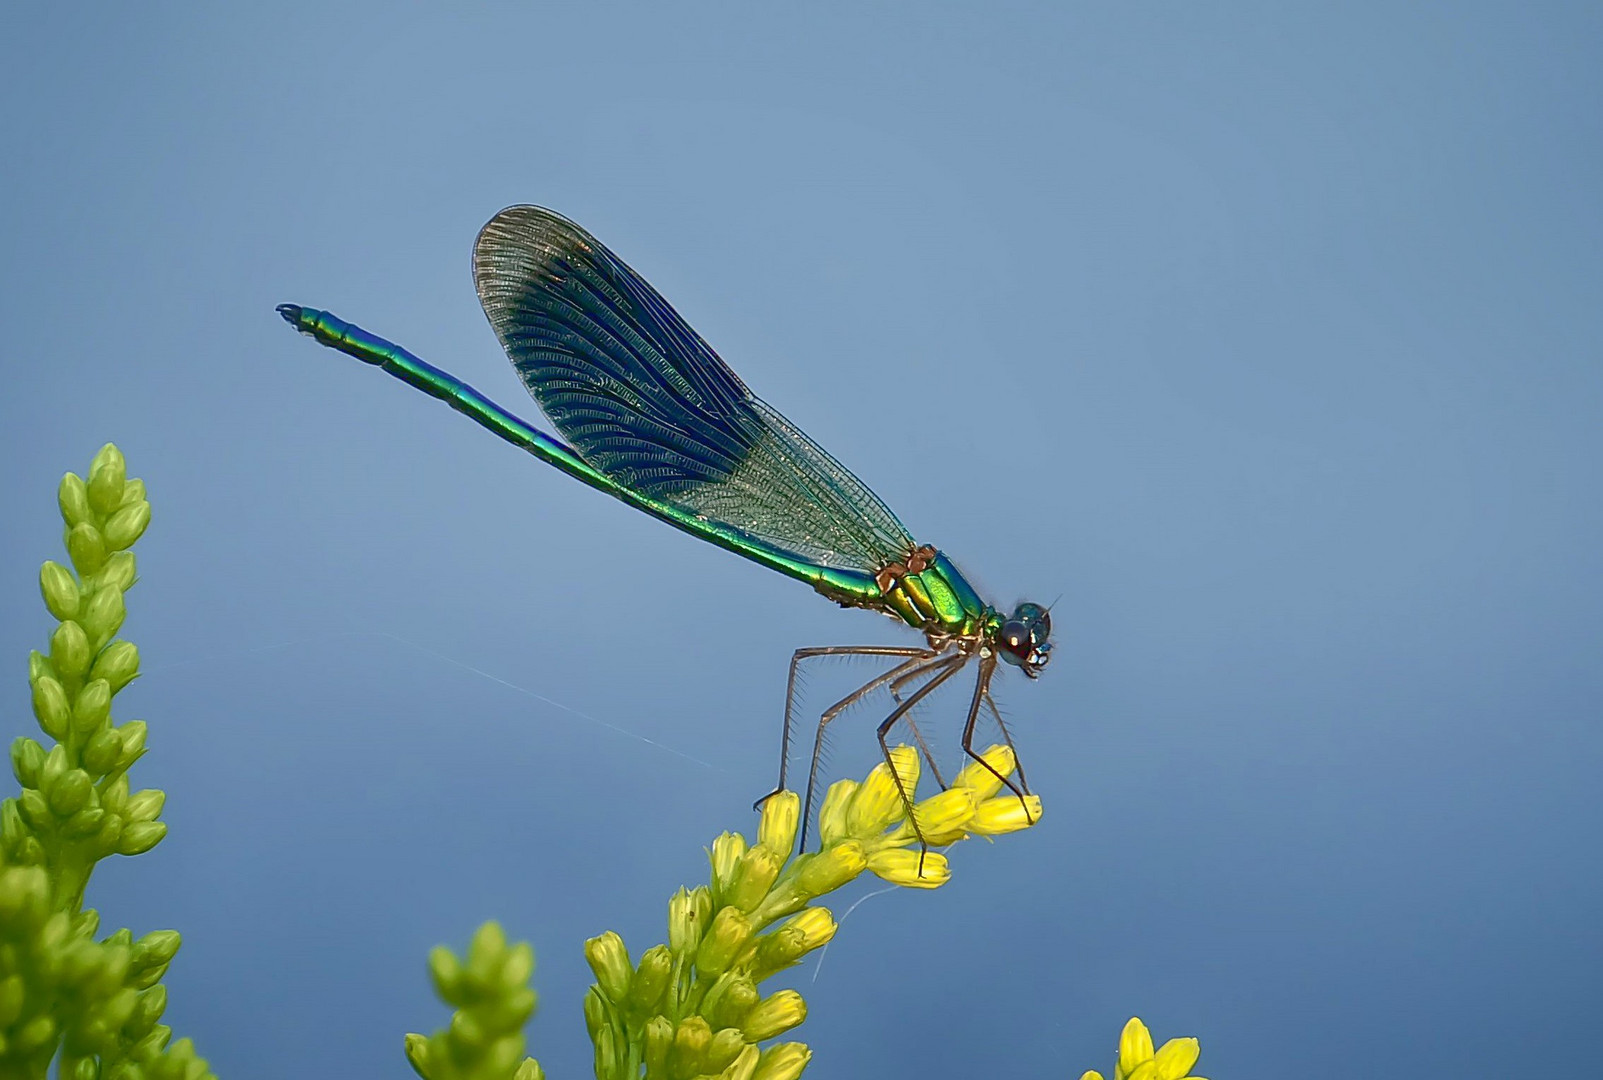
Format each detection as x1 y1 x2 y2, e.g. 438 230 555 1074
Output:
99 550 137 592
120 477 146 508
643 1016 673 1079
2 799 34 857
82 726 124 776
125 785 164 820
581 984 607 1039
500 939 534 991
584 931 633 1003
758 790 801 856
593 1024 621 1080
117 821 166 856
89 640 140 692
29 649 55 684
67 522 109 576
51 620 92 681
706 1027 749 1075
726 844 783 913
31 675 71 739
404 1033 431 1076
88 445 127 515
0 865 50 929
0 974 23 1027
81 586 125 648
512 1057 544 1080
95 778 127 821
125 984 166 1038
668 885 712 957
41 743 68 789
15 1014 57 1054
116 721 148 771
128 930 181 989
449 1009 487 1049
73 678 113 734
73 908 100 939
59 472 92 527
741 990 807 1042
696 906 754 978
94 812 124 858
11 738 45 788
104 500 150 551
753 1042 811 1080
465 921 508 985
40 561 80 620
18 788 53 830
64 807 105 838
703 973 759 1031
47 769 93 817
627 944 672 1015
709 830 748 903
428 944 462 999
132 1024 172 1061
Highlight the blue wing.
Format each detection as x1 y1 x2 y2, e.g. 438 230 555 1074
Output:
472 205 916 573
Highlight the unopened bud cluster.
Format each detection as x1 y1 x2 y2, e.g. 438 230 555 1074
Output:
584 747 1041 1079
405 922 544 1080
1 444 211 1079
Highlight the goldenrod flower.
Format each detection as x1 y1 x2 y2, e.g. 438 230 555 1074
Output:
1080 1017 1206 1080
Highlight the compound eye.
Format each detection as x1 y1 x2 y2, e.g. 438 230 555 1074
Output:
998 620 1033 665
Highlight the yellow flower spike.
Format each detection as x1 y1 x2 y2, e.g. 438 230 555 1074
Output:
969 792 1043 836
815 778 858 846
758 790 800 855
719 1043 761 1080
865 847 950 889
847 747 919 834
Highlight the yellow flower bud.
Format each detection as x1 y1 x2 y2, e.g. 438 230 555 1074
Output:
696 905 754 978
757 789 800 855
705 1027 747 1074
848 747 919 834
752 1041 811 1080
865 848 950 889
910 786 978 846
709 831 748 902
740 989 806 1041
795 840 866 896
815 778 857 846
670 1016 712 1078
726 844 783 912
584 931 632 1003
970 793 1043 836
952 743 1016 799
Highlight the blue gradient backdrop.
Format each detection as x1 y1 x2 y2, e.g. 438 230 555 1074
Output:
2 4 1599 1077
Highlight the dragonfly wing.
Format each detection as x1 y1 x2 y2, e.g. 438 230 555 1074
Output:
473 205 916 573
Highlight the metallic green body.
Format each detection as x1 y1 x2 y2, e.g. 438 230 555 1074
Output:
283 306 994 633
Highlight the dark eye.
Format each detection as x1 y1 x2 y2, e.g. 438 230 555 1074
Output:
998 620 1033 665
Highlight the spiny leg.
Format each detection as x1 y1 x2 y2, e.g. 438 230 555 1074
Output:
983 688 1033 800
796 650 951 850
958 656 1036 823
883 666 954 788
755 645 933 813
874 656 970 871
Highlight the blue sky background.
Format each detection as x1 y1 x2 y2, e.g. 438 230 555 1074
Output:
3 3 1600 1077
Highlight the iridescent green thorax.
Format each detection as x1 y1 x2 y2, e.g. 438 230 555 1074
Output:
852 549 992 638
